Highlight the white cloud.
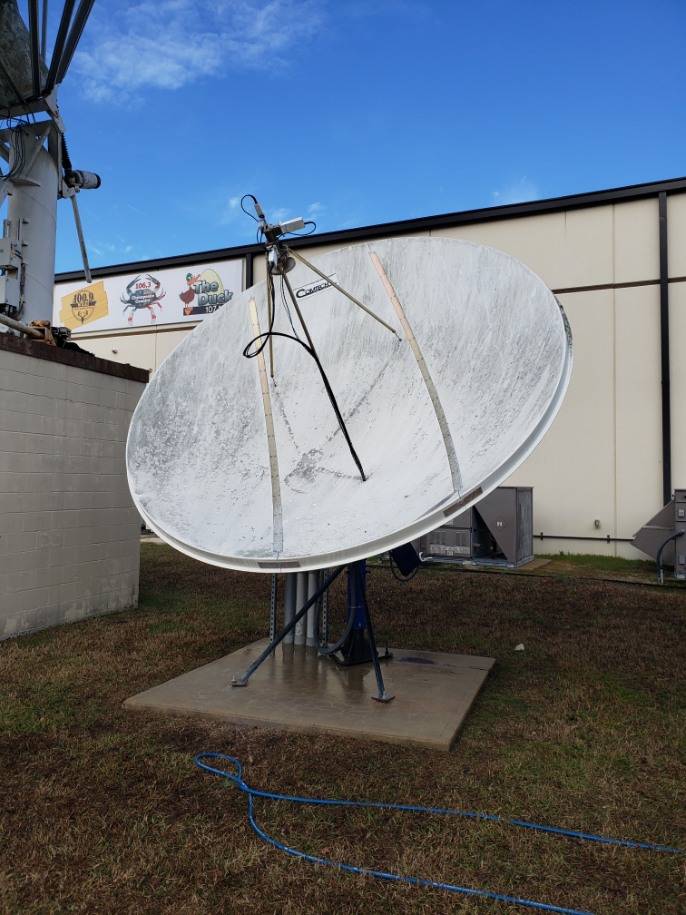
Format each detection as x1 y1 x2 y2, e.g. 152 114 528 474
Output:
218 194 251 226
73 0 327 103
492 176 540 205
270 206 290 223
87 238 122 258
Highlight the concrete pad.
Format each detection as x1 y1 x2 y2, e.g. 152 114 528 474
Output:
124 640 495 751
520 558 552 571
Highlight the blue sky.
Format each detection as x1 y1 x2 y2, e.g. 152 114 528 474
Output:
33 0 686 274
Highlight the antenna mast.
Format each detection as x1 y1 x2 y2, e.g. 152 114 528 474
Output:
0 0 98 327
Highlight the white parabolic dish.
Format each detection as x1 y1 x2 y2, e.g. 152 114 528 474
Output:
126 237 572 572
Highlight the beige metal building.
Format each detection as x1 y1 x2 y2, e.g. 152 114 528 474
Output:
54 177 686 559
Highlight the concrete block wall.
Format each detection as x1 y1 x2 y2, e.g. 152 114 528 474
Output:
0 334 148 638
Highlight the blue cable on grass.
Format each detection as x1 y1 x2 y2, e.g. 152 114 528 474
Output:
195 752 684 915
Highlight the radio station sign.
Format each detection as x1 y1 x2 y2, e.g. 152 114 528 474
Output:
53 258 243 333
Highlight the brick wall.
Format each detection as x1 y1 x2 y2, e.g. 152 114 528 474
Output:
0 334 148 639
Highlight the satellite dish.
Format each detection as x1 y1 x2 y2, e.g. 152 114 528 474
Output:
127 234 572 573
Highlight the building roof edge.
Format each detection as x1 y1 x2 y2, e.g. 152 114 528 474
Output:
55 176 686 283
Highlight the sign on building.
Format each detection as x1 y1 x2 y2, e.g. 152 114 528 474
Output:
53 258 243 333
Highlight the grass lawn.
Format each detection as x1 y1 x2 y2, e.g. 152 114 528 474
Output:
1 544 684 914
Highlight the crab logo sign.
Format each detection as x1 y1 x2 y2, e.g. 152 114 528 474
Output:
120 274 166 324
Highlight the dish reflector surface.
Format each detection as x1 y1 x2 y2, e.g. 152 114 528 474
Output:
127 237 572 572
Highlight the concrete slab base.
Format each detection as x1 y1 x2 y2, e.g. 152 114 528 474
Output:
124 640 495 751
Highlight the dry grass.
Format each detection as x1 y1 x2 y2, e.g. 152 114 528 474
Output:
1 544 684 914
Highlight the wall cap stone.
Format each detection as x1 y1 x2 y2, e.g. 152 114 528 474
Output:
0 333 149 383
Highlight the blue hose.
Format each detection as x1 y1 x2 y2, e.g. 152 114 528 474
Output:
195 752 684 915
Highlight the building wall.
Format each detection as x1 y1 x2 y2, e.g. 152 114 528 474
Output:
63 182 686 560
0 336 147 638
430 198 668 556
73 324 187 376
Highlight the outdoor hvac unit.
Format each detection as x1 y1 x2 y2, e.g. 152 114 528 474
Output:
632 489 686 580
417 486 533 567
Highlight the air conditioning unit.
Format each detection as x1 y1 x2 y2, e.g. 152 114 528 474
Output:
417 486 533 568
632 489 686 580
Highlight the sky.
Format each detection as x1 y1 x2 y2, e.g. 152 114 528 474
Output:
13 0 686 275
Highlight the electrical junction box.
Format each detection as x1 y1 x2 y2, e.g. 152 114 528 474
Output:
0 273 21 314
417 486 533 568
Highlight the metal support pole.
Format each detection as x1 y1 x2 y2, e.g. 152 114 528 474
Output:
269 574 278 643
352 561 394 703
287 246 398 337
294 571 307 646
283 573 296 645
3 124 58 325
266 262 275 378
306 570 320 646
0 313 43 338
232 565 345 687
320 572 329 647
279 268 367 483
